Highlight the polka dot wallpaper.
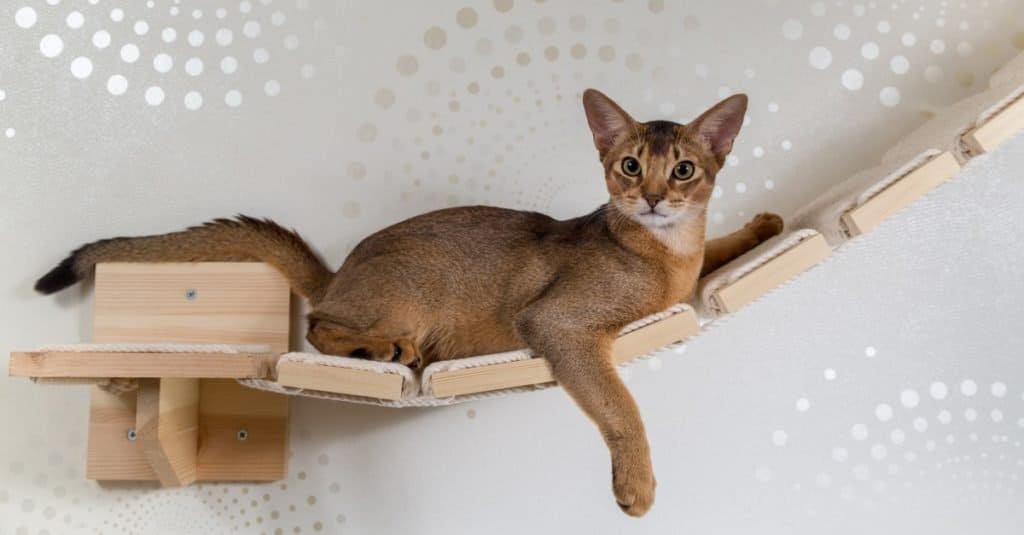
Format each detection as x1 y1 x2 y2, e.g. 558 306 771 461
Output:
2 1 1024 533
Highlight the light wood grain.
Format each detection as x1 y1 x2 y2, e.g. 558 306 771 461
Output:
711 233 832 314
94 263 290 352
9 351 275 378
86 388 157 481
196 380 289 481
430 308 700 398
277 360 406 400
841 152 961 237
962 93 1024 156
136 378 200 486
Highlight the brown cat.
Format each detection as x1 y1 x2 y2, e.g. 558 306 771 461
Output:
36 89 782 516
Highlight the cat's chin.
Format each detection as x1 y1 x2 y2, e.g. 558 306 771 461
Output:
632 212 680 229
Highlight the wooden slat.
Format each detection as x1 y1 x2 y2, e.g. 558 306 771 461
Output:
711 233 832 314
136 378 200 486
962 93 1024 156
276 361 406 401
841 152 961 237
196 380 288 481
9 351 275 378
94 263 290 352
429 308 700 398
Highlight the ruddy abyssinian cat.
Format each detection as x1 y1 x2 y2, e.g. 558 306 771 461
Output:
36 89 782 516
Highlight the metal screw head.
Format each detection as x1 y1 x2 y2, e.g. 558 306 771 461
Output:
185 289 198 300
127 429 138 441
236 429 249 441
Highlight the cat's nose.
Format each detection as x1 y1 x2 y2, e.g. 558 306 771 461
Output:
643 194 663 208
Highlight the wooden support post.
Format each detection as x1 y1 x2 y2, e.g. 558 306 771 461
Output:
135 378 200 486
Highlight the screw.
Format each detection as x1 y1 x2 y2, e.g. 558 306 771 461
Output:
185 289 197 300
237 429 249 441
127 429 138 441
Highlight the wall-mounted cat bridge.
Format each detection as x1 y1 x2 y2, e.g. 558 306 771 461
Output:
9 51 1024 485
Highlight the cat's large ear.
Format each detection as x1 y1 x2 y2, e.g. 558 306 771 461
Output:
690 94 748 165
583 89 636 155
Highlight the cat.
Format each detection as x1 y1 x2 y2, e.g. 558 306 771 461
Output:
35 89 783 516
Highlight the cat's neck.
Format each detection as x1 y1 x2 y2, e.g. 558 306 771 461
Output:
605 203 707 260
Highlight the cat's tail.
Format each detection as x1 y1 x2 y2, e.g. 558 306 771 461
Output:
34 215 332 303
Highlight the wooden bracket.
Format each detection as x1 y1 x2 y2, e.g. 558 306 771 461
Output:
961 92 1024 157
136 378 200 486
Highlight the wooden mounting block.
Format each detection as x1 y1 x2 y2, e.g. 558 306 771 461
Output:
10 263 294 485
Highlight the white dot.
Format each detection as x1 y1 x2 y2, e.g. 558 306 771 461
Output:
711 211 724 224
239 1 253 13
891 429 906 445
0 89 5 101
900 389 919 408
809 46 832 69
695 63 709 78
938 410 952 424
70 56 93 79
711 186 723 199
264 79 280 96
188 30 204 47
754 466 772 482
929 39 945 54
144 86 164 106
901 32 917 47
781 139 792 151
300 64 316 79
877 20 891 33
767 102 779 112
184 91 202 110
924 65 944 83
283 34 299 50
913 417 928 432
851 424 868 440
66 11 84 29
153 53 173 73
796 398 810 412
162 27 177 43
764 179 775 190
726 154 739 167
271 11 287 26
253 48 269 64
134 20 149 35
106 74 128 95
220 56 238 74
39 34 64 58
832 447 848 462
646 356 663 371
735 182 747 193
771 430 788 446
4 128 15 138
216 7 227 18
871 444 888 460
120 44 140 63
841 69 864 90
956 41 973 57
833 24 851 40
216 28 233 46
824 368 837 380
876 404 893 422
243 21 261 38
961 380 977 396
991 409 1004 423
15 6 38 29
964 408 977 421
879 87 900 107
185 57 203 76
92 30 111 49
930 382 948 399
889 55 909 75
861 41 880 60
658 101 675 115
811 1 826 16
815 473 832 488
110 8 124 22
782 19 803 40
192 9 202 19
752 146 765 158
225 90 242 107
864 346 877 358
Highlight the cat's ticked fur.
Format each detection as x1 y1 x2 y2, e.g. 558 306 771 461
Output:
36 90 782 516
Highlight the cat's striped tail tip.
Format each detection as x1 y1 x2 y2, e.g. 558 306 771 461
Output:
34 256 81 294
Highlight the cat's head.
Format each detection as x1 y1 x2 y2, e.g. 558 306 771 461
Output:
582 89 747 229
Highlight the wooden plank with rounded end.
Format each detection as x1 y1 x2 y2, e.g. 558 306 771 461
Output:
8 351 275 379
276 361 406 401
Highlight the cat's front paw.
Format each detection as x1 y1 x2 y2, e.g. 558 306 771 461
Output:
612 454 656 517
745 212 784 242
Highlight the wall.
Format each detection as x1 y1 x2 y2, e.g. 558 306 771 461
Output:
2 1 1024 533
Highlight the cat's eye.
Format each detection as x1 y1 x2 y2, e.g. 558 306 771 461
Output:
621 157 642 177
672 160 696 181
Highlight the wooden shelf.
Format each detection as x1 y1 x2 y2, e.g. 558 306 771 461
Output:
962 92 1024 156
276 360 407 401
9 350 276 379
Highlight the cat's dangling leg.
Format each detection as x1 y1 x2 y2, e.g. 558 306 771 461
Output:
700 212 784 277
306 318 422 368
515 311 655 516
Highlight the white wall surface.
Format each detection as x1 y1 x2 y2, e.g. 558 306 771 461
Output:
2 1 1024 533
